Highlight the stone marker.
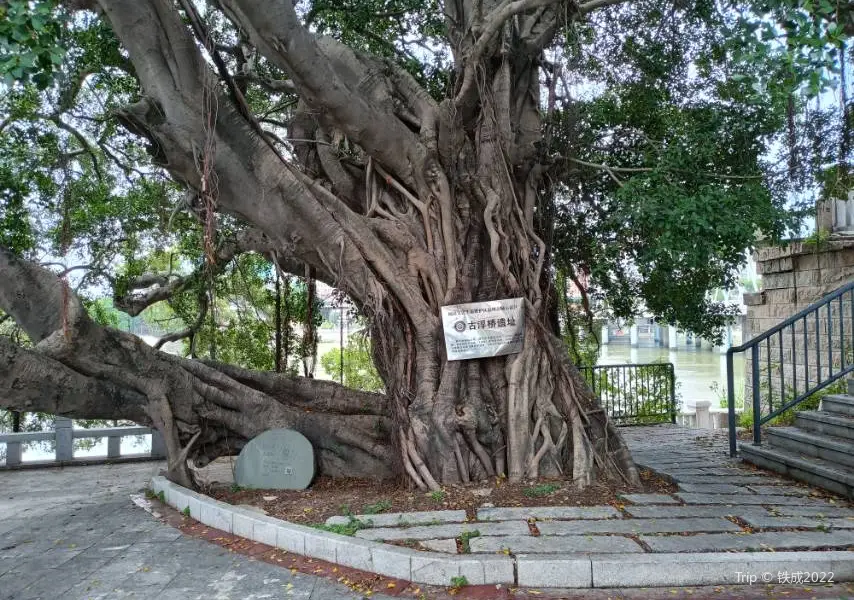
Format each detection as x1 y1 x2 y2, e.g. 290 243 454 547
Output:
234 428 314 489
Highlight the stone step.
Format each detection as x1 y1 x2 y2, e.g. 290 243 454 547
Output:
820 394 854 417
640 529 854 552
536 517 741 535
765 427 854 468
739 443 854 498
795 410 854 440
469 534 643 554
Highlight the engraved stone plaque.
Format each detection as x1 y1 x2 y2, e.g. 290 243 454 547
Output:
234 429 315 490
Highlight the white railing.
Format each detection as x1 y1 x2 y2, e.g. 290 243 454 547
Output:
676 401 742 430
831 194 854 234
0 417 166 467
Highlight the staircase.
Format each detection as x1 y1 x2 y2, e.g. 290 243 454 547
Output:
726 280 854 499
740 380 854 498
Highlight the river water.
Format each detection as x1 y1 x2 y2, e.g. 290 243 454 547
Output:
598 343 745 408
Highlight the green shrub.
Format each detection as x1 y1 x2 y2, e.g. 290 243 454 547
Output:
319 336 383 392
739 379 845 430
362 499 392 515
523 483 560 498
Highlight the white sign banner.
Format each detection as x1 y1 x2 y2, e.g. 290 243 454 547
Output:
441 297 525 361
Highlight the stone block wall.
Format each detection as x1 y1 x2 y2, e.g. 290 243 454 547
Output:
744 238 854 410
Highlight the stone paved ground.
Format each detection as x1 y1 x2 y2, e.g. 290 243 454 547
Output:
0 463 395 600
4 429 854 599
320 426 854 556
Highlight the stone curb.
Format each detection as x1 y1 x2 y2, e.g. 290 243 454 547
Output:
150 476 854 588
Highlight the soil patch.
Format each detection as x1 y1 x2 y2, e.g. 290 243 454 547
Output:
210 468 675 525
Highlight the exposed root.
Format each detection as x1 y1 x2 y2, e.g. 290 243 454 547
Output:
403 429 441 491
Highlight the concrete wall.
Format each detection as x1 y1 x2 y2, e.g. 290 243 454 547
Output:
744 238 854 407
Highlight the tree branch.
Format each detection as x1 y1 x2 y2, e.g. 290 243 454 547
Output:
563 156 766 180
203 359 389 416
0 246 90 343
219 0 426 186
455 0 562 107
0 336 149 422
153 292 207 349
36 113 104 180
98 0 381 309
578 0 633 16
114 228 309 316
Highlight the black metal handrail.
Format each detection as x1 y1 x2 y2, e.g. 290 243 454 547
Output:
726 279 854 456
579 362 677 425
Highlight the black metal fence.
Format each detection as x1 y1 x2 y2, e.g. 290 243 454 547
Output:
579 363 677 425
726 280 854 456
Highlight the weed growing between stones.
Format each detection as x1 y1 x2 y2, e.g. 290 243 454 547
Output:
312 516 372 536
459 529 481 553
449 575 468 591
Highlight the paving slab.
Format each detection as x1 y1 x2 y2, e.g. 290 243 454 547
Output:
677 483 748 494
652 470 710 476
622 505 771 519
476 506 620 521
641 530 854 552
663 468 746 475
676 492 833 505
325 510 466 527
745 484 815 496
419 538 458 553
739 515 854 529
673 475 782 485
537 517 741 535
618 493 679 505
639 461 713 468
355 520 527 541
0 463 396 600
591 551 854 587
470 534 643 554
764 505 854 517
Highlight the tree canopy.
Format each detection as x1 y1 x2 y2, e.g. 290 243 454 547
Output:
0 0 849 347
